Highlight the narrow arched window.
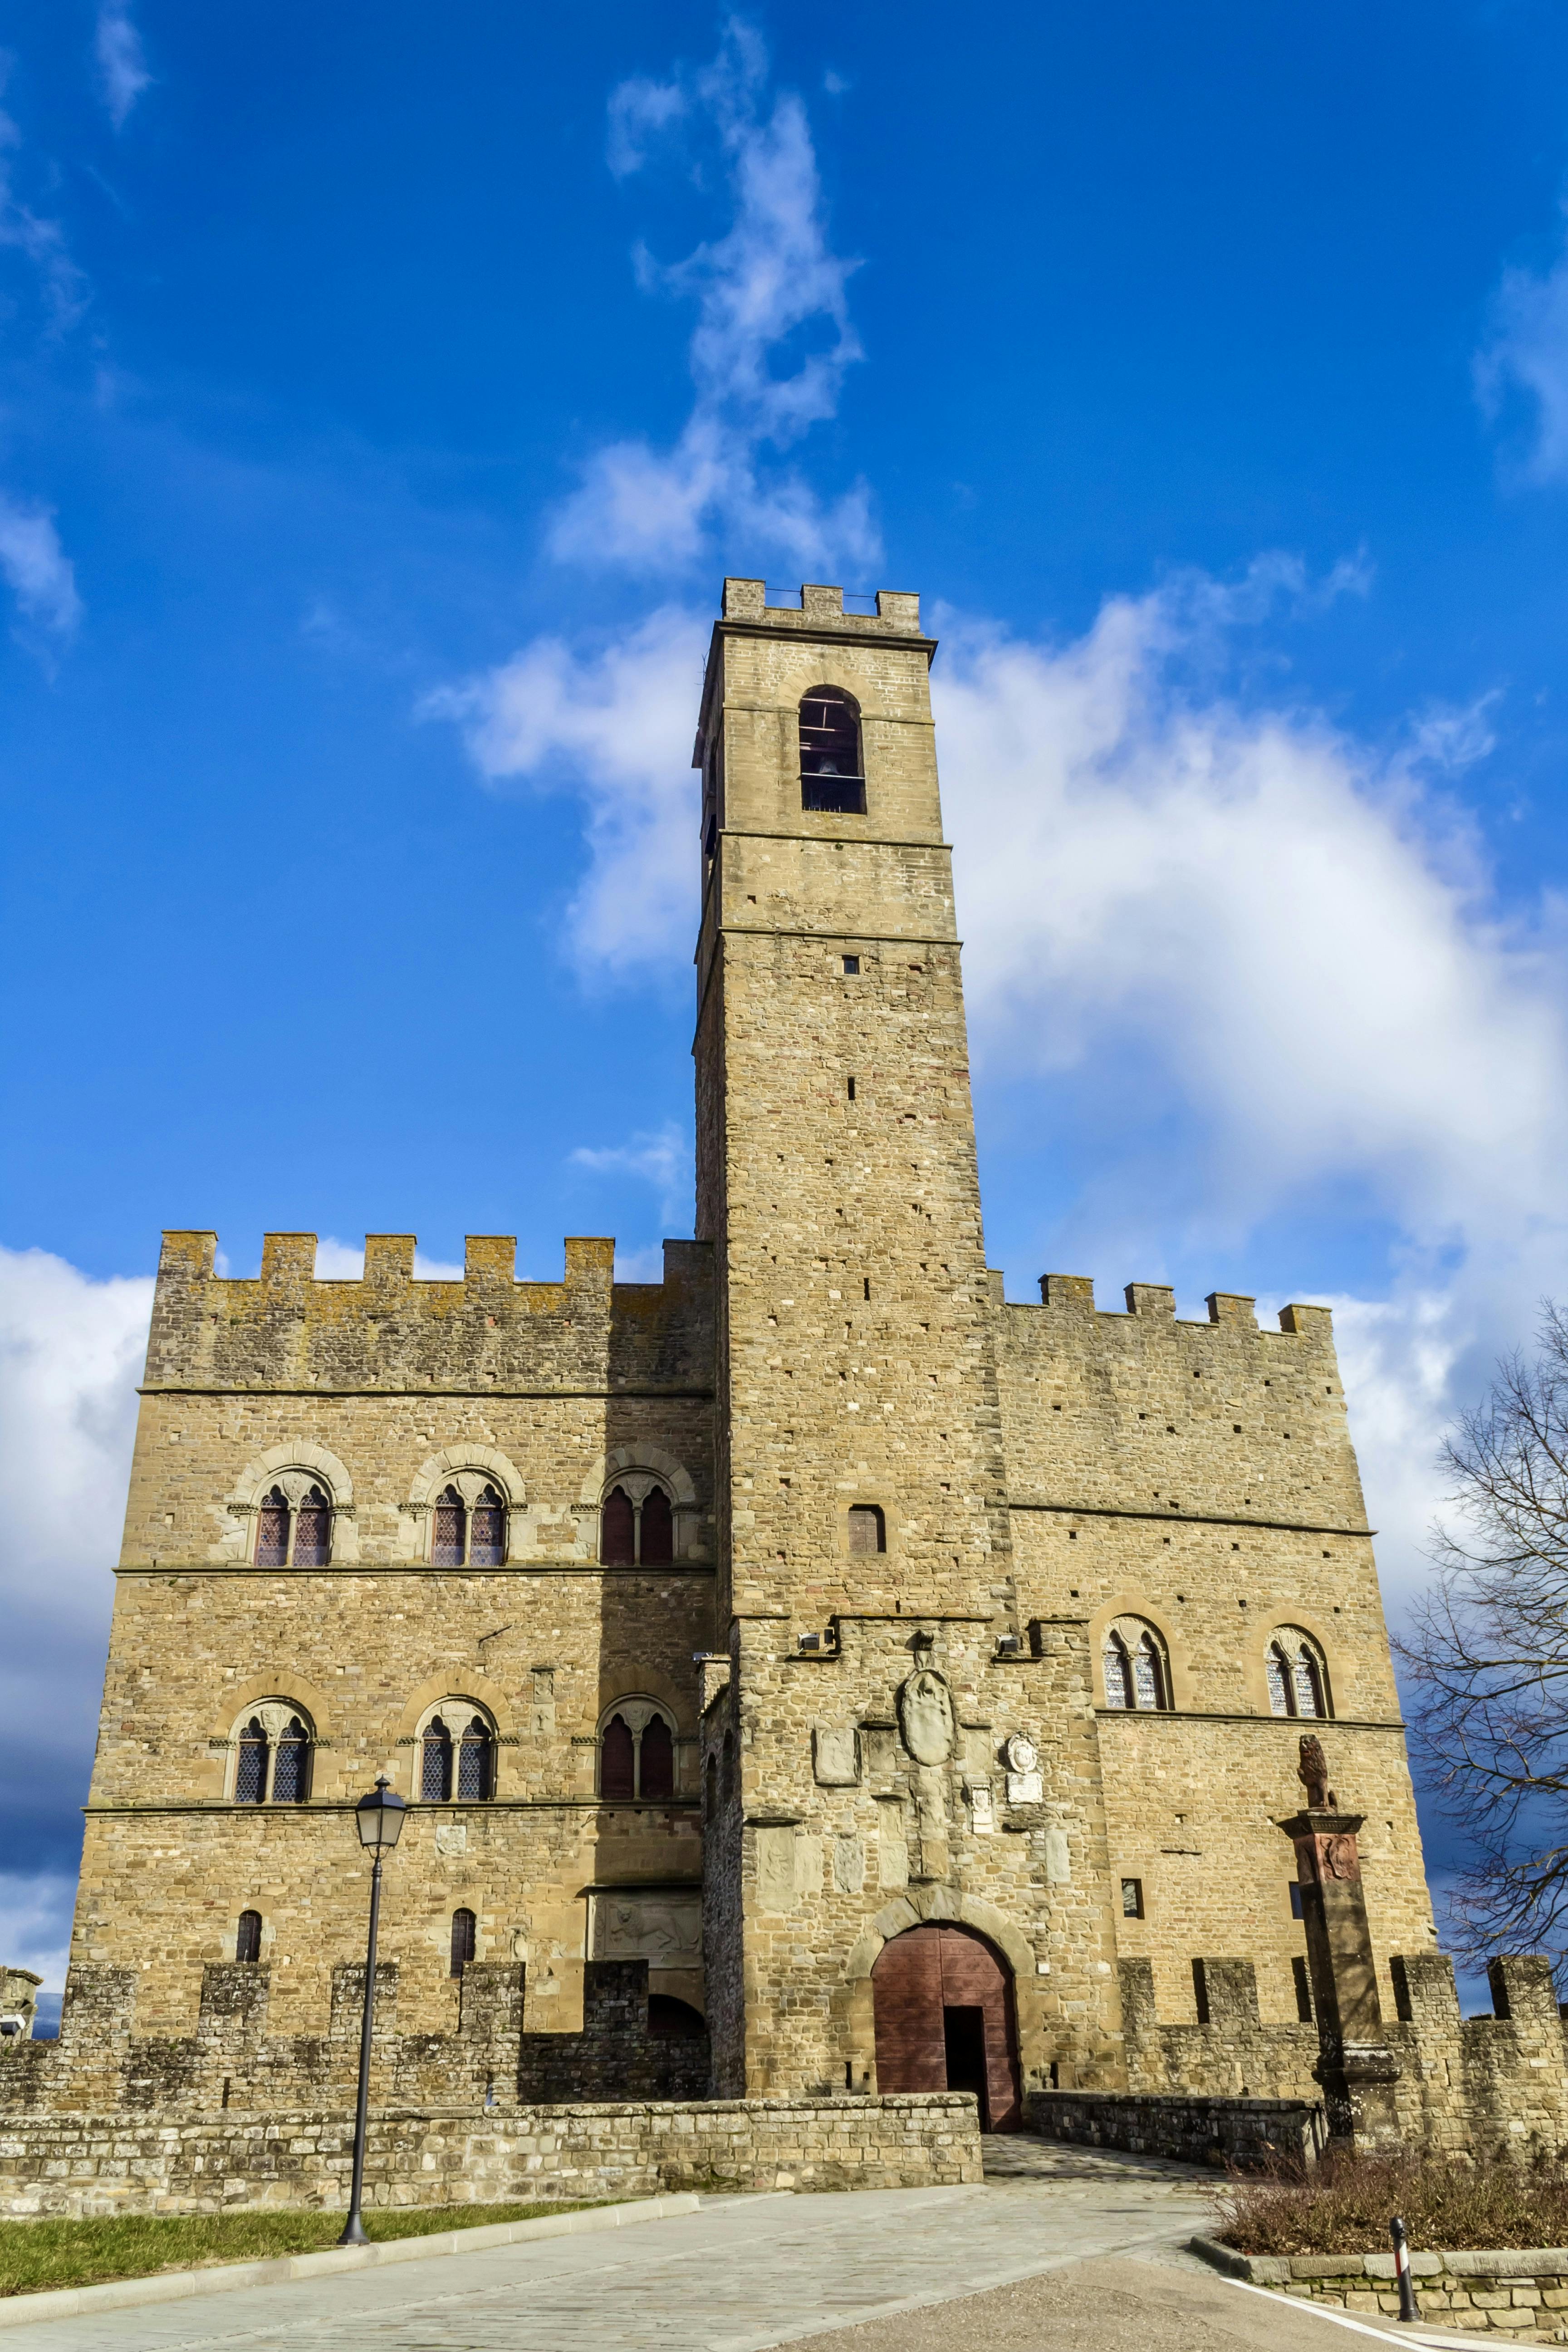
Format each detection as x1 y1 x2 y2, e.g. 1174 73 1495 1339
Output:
469 1485 506 1566
1102 1637 1133 1710
256 1489 290 1568
1267 1644 1291 1716
235 1717 269 1802
848 1504 885 1555
422 1714 453 1801
1293 1648 1326 1720
456 1715 494 1800
270 1716 312 1803
450 1907 476 1978
1132 1634 1166 1712
432 1486 466 1568
601 1486 635 1566
235 1910 262 1964
640 1485 674 1565
799 688 865 814
640 1713 675 1800
292 1486 331 1566
601 1713 635 1800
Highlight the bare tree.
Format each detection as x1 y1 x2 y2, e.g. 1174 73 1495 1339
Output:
1397 1303 1568 1971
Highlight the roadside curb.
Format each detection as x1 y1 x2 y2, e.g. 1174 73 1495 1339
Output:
0 2191 702 2331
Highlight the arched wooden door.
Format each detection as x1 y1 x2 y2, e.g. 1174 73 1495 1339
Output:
871 1923 1022 2130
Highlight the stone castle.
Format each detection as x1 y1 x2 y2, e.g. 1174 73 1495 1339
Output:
14 576 1553 2209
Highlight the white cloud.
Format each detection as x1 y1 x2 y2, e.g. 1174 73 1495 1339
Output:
0 495 82 640
95 3 152 131
426 603 706 975
0 102 86 330
0 1247 154 2001
1476 204 1568 481
551 21 875 576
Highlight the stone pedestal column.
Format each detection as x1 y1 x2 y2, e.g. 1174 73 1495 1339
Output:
1279 1808 1402 2150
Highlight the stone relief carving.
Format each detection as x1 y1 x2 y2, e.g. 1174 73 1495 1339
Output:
1004 1731 1043 1803
898 1669 955 1766
588 1888 702 1964
813 1725 861 1786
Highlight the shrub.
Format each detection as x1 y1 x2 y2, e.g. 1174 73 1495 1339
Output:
1220 2151 1568 2255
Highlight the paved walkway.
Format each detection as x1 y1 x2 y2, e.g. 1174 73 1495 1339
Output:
0 2143 1467 2352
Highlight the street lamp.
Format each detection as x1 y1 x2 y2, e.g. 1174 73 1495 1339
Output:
338 1773 406 2247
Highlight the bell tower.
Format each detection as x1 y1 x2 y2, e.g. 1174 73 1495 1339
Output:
691 581 1122 2102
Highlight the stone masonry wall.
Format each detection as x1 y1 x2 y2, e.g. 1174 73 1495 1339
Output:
0 2091 982 2219
0 1960 706 2119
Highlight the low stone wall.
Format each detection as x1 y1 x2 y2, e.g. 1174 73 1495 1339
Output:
0 2092 981 2219
1026 2088 1327 2170
1194 2236 1568 2340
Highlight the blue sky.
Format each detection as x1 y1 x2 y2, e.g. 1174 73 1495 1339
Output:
5 0 1568 2012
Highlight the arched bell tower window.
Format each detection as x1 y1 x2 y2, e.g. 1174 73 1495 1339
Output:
1266 1628 1332 1720
418 1702 496 1800
255 1483 332 1568
1101 1617 1171 1711
799 687 865 815
597 1697 679 1801
599 1476 676 1566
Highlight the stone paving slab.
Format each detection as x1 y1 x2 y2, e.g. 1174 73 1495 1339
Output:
0 2170 1219 2352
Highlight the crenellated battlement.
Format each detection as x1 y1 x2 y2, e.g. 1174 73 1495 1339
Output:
718 578 925 634
1028 1273 1334 1344
143 1231 715 1392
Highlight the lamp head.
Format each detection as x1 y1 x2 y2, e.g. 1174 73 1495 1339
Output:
355 1773 406 1852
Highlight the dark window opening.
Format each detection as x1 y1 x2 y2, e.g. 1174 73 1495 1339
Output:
847 1076 856 1101
842 955 860 975
800 688 865 813
600 1486 636 1566
1289 1882 1306 1921
456 1716 494 1800
235 1718 269 1803
293 1486 330 1566
1292 1955 1315 2022
271 1717 311 1803
848 1504 885 1556
421 1715 453 1802
641 1485 674 1565
1121 1877 1144 1920
600 1713 635 1800
235 1910 262 1964
255 1489 289 1568
469 1484 506 1566
639 1713 675 1800
450 1907 476 1978
432 1486 466 1568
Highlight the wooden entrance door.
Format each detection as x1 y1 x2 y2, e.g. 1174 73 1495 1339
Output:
871 1923 1022 2130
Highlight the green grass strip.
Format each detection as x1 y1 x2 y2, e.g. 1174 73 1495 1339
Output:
0 2200 613 2299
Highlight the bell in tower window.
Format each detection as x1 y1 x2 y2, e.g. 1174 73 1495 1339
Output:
799 688 866 815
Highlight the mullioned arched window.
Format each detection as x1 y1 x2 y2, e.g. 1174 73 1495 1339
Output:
597 1697 679 1801
417 1702 496 1800
1267 1628 1332 1720
1101 1617 1171 1712
600 1477 676 1566
230 1701 314 1802
255 1483 332 1568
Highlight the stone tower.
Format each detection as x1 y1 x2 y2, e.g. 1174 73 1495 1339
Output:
692 580 1125 2105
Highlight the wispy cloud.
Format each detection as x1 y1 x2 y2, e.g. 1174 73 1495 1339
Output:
1476 201 1568 482
570 1120 692 1228
0 495 82 642
426 603 706 975
0 100 87 330
95 2 152 131
552 21 875 575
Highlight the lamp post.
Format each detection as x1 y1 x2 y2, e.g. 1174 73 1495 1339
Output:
338 1773 406 2247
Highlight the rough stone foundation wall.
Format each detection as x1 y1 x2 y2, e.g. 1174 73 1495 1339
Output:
1026 2087 1326 2169
1205 2243 1568 2342
0 2092 982 2219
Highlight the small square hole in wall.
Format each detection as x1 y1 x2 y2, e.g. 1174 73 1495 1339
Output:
1121 1878 1144 1919
842 955 860 975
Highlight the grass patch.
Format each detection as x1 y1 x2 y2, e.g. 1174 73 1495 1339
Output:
1220 2151 1568 2256
0 2199 611 2300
